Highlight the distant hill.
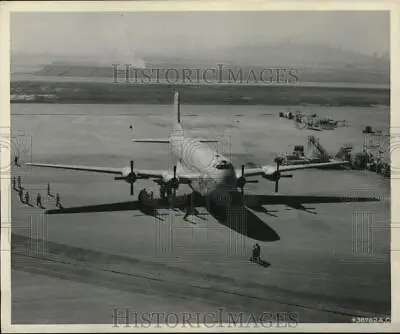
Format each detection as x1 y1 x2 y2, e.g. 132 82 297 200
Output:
12 42 389 70
138 42 389 84
11 41 390 85
185 41 389 70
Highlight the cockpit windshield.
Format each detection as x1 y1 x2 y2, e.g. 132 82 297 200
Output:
215 160 233 170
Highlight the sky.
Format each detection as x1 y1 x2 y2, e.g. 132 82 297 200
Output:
11 11 389 60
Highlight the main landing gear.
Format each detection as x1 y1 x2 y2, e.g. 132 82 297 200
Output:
139 185 201 221
159 184 172 202
138 188 155 206
160 184 196 218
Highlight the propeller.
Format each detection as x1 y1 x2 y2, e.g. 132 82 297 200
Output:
169 165 179 204
237 164 258 196
130 160 134 195
274 156 284 193
114 160 138 195
172 165 177 196
237 165 246 195
275 162 280 192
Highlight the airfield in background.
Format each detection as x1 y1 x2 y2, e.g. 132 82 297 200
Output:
11 102 390 323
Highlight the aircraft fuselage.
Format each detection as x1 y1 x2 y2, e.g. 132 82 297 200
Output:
169 124 237 200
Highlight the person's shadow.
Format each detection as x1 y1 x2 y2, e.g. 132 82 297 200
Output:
249 257 271 268
258 259 271 268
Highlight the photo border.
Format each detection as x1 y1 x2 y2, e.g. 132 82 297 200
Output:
1 1 398 332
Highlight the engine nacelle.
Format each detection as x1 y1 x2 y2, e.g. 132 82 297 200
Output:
261 166 278 181
162 172 179 189
162 172 172 183
121 166 138 184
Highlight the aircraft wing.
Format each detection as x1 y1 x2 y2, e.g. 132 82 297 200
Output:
26 163 122 175
142 171 202 183
237 161 350 178
26 162 202 183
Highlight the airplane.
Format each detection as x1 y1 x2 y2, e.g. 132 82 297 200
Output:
26 92 379 230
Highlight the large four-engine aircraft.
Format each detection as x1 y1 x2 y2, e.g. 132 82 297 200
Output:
26 92 379 221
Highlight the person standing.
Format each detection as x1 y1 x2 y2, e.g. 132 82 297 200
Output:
47 183 51 198
24 191 30 205
17 176 22 190
250 243 261 264
18 187 23 203
14 155 20 167
36 192 42 208
12 176 16 190
254 243 261 263
55 193 61 208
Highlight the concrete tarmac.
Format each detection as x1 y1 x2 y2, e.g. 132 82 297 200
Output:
11 103 390 324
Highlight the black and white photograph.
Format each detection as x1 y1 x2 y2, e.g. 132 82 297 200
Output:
4 6 392 329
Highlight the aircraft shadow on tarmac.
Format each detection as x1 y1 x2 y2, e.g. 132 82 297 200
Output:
44 193 280 242
44 191 380 243
206 200 280 242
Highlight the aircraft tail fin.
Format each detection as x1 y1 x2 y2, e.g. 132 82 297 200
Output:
174 91 181 124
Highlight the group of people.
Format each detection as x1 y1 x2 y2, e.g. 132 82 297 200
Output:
13 155 63 208
12 176 62 209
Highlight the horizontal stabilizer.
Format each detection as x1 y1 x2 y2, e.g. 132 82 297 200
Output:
198 139 218 143
132 139 170 143
133 138 218 143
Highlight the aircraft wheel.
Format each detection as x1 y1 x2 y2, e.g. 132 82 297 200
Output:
159 185 167 201
138 189 145 203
